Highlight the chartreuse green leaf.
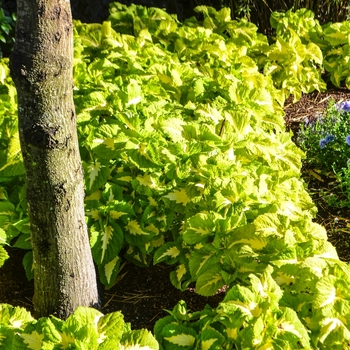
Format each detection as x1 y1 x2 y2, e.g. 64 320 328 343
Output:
83 160 110 193
0 243 8 267
197 328 225 350
2 4 350 346
61 307 102 347
308 266 350 347
195 265 224 296
161 324 197 349
323 22 350 46
182 212 218 245
0 304 34 330
188 245 220 280
1 305 159 349
170 263 191 291
153 242 181 265
120 329 159 350
0 304 35 349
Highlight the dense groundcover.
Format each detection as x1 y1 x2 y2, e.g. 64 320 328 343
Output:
1 3 350 349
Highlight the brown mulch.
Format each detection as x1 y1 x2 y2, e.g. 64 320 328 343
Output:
1 86 350 332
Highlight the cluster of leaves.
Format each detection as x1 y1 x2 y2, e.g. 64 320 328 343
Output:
265 8 326 101
156 264 350 349
0 2 350 347
322 21 350 88
270 8 350 90
71 3 326 294
0 59 27 270
0 304 158 349
0 4 15 58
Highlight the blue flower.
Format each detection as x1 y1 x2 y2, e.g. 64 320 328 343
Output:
325 134 335 143
319 138 327 149
336 101 350 113
342 101 350 112
346 135 350 146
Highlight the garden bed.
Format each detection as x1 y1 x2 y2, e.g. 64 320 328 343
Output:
1 87 350 331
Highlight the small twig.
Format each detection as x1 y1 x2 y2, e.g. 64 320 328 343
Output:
318 95 332 104
103 291 160 307
218 118 226 137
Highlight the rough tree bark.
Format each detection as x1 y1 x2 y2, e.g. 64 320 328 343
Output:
10 0 100 319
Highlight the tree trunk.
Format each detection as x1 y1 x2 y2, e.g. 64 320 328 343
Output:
10 0 100 319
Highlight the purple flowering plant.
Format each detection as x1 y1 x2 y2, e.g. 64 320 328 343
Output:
298 99 350 173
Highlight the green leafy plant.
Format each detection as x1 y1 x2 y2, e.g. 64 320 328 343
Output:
263 8 326 101
0 304 159 349
1 3 350 347
155 263 350 349
0 4 15 58
322 21 350 89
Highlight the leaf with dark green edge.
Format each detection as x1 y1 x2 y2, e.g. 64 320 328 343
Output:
197 328 226 350
188 245 220 280
160 323 197 350
124 219 157 250
170 263 192 291
120 328 159 350
61 307 102 347
309 314 350 349
97 310 125 344
110 202 135 224
0 200 16 217
124 245 152 267
140 202 172 231
195 264 224 297
272 307 311 348
225 223 268 254
12 321 45 350
154 315 175 343
87 57 120 81
164 300 191 323
101 255 122 289
111 167 134 187
182 212 218 245
83 159 110 193
153 242 181 265
0 160 25 179
90 220 124 266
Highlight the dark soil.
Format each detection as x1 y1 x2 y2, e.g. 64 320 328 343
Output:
1 87 350 331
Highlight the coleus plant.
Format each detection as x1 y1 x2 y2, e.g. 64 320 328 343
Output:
0 304 159 349
0 3 350 348
155 264 350 349
322 21 350 89
263 8 326 101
